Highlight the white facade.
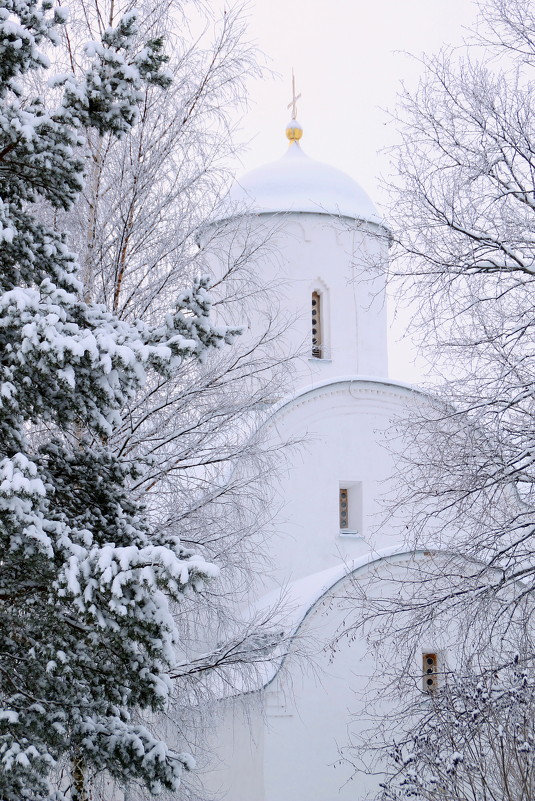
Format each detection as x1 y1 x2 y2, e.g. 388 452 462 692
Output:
202 129 430 801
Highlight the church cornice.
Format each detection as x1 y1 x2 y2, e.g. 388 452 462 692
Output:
268 375 426 423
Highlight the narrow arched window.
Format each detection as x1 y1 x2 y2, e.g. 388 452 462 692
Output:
311 291 322 358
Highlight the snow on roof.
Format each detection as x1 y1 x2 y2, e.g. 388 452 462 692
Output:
217 546 413 698
220 141 383 225
251 546 410 644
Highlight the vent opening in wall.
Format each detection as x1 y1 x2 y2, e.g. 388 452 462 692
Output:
311 291 322 358
338 482 363 537
423 652 439 692
339 488 349 529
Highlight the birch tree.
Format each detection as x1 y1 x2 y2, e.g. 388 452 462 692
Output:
331 0 535 791
50 0 288 592
380 657 535 801
359 0 535 649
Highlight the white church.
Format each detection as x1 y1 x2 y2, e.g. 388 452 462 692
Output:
201 111 441 801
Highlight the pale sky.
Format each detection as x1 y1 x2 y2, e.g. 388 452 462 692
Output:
232 0 479 383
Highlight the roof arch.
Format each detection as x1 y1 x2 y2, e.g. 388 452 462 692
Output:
244 546 427 694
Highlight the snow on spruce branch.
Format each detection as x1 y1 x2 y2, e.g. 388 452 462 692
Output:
0 2 243 799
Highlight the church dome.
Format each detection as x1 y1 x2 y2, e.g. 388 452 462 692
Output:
222 135 382 225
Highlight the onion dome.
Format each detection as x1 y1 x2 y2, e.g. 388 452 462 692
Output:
219 120 382 225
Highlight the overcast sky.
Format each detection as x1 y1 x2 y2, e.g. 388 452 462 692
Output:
239 0 478 199
231 0 480 382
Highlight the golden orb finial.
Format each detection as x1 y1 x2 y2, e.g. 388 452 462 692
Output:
286 70 303 144
286 120 303 142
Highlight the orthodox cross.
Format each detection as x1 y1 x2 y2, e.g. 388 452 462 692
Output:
287 71 301 120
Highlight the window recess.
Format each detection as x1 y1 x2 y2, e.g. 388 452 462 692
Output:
338 483 363 537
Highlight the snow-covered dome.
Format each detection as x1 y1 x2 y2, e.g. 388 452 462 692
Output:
221 123 382 225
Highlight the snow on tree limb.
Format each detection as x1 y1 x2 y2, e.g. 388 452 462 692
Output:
0 2 242 798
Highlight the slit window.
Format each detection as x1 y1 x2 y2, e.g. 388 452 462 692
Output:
311 291 322 358
339 488 349 529
423 652 438 692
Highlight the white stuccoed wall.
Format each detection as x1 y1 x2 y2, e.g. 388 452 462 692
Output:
206 211 389 392
204 552 456 801
260 379 419 586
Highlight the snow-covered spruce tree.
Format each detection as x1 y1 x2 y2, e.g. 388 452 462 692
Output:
0 3 238 798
